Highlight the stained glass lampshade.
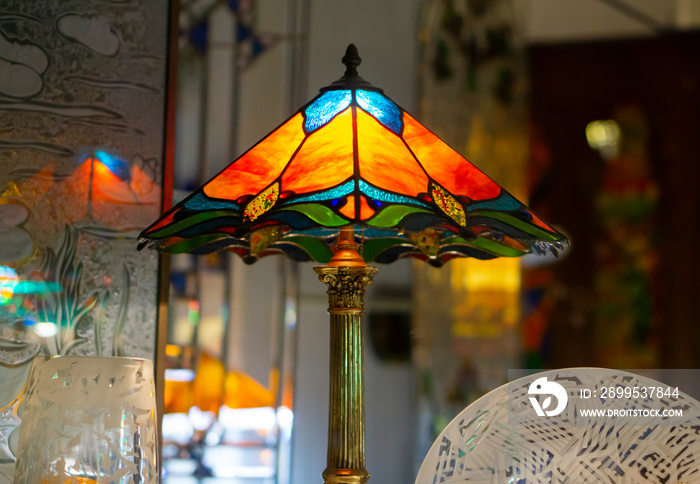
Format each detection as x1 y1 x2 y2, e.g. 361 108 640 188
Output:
139 44 567 484
138 45 567 266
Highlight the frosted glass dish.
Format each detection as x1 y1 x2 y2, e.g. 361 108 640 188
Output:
416 368 700 484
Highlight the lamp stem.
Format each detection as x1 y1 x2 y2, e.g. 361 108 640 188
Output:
315 227 377 484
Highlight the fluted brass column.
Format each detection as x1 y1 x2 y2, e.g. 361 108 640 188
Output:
315 227 377 484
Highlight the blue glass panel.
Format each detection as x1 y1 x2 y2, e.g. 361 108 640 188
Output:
184 192 240 211
466 192 521 212
361 227 403 238
356 90 402 134
284 226 400 239
304 90 352 132
290 179 355 203
359 180 430 208
285 227 333 238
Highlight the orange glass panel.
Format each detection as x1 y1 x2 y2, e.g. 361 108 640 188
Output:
204 113 305 200
148 207 177 232
402 113 501 200
529 210 557 232
337 194 374 220
224 369 275 409
358 194 375 220
356 110 428 196
282 108 354 194
339 194 356 219
193 352 225 414
163 378 193 414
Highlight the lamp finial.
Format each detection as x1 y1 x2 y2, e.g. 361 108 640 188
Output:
342 44 361 77
322 43 374 91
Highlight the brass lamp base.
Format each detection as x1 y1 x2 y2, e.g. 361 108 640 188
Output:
315 227 377 484
322 467 370 484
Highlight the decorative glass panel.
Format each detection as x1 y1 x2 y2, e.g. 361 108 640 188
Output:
0 0 170 479
356 89 402 134
304 90 352 132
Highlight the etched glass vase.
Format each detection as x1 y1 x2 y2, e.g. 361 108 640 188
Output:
12 355 158 484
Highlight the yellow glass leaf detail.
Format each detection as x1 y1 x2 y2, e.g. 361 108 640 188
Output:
431 182 466 226
244 183 279 221
250 226 283 255
407 228 440 257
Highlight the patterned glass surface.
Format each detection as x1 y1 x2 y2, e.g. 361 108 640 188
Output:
292 179 355 203
402 113 502 200
282 108 355 193
0 0 169 478
416 368 700 483
184 193 240 211
204 113 305 200
356 90 402 134
140 66 567 266
304 90 352 132
356 109 428 195
467 193 522 212
358 180 430 208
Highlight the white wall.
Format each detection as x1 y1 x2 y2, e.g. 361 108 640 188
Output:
517 0 700 44
305 0 423 110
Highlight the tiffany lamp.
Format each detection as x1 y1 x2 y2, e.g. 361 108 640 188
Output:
139 44 567 484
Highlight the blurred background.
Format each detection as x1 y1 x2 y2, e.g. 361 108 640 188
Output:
160 1 700 483
2 0 699 483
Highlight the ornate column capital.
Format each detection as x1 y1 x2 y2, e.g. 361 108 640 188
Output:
314 266 378 311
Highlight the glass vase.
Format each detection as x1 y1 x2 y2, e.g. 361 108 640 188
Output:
12 355 158 484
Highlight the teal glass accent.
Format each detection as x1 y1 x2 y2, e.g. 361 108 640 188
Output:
278 204 349 227
184 192 240 211
359 180 430 208
291 179 355 203
304 90 352 132
467 192 520 212
356 90 402 134
361 227 402 238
